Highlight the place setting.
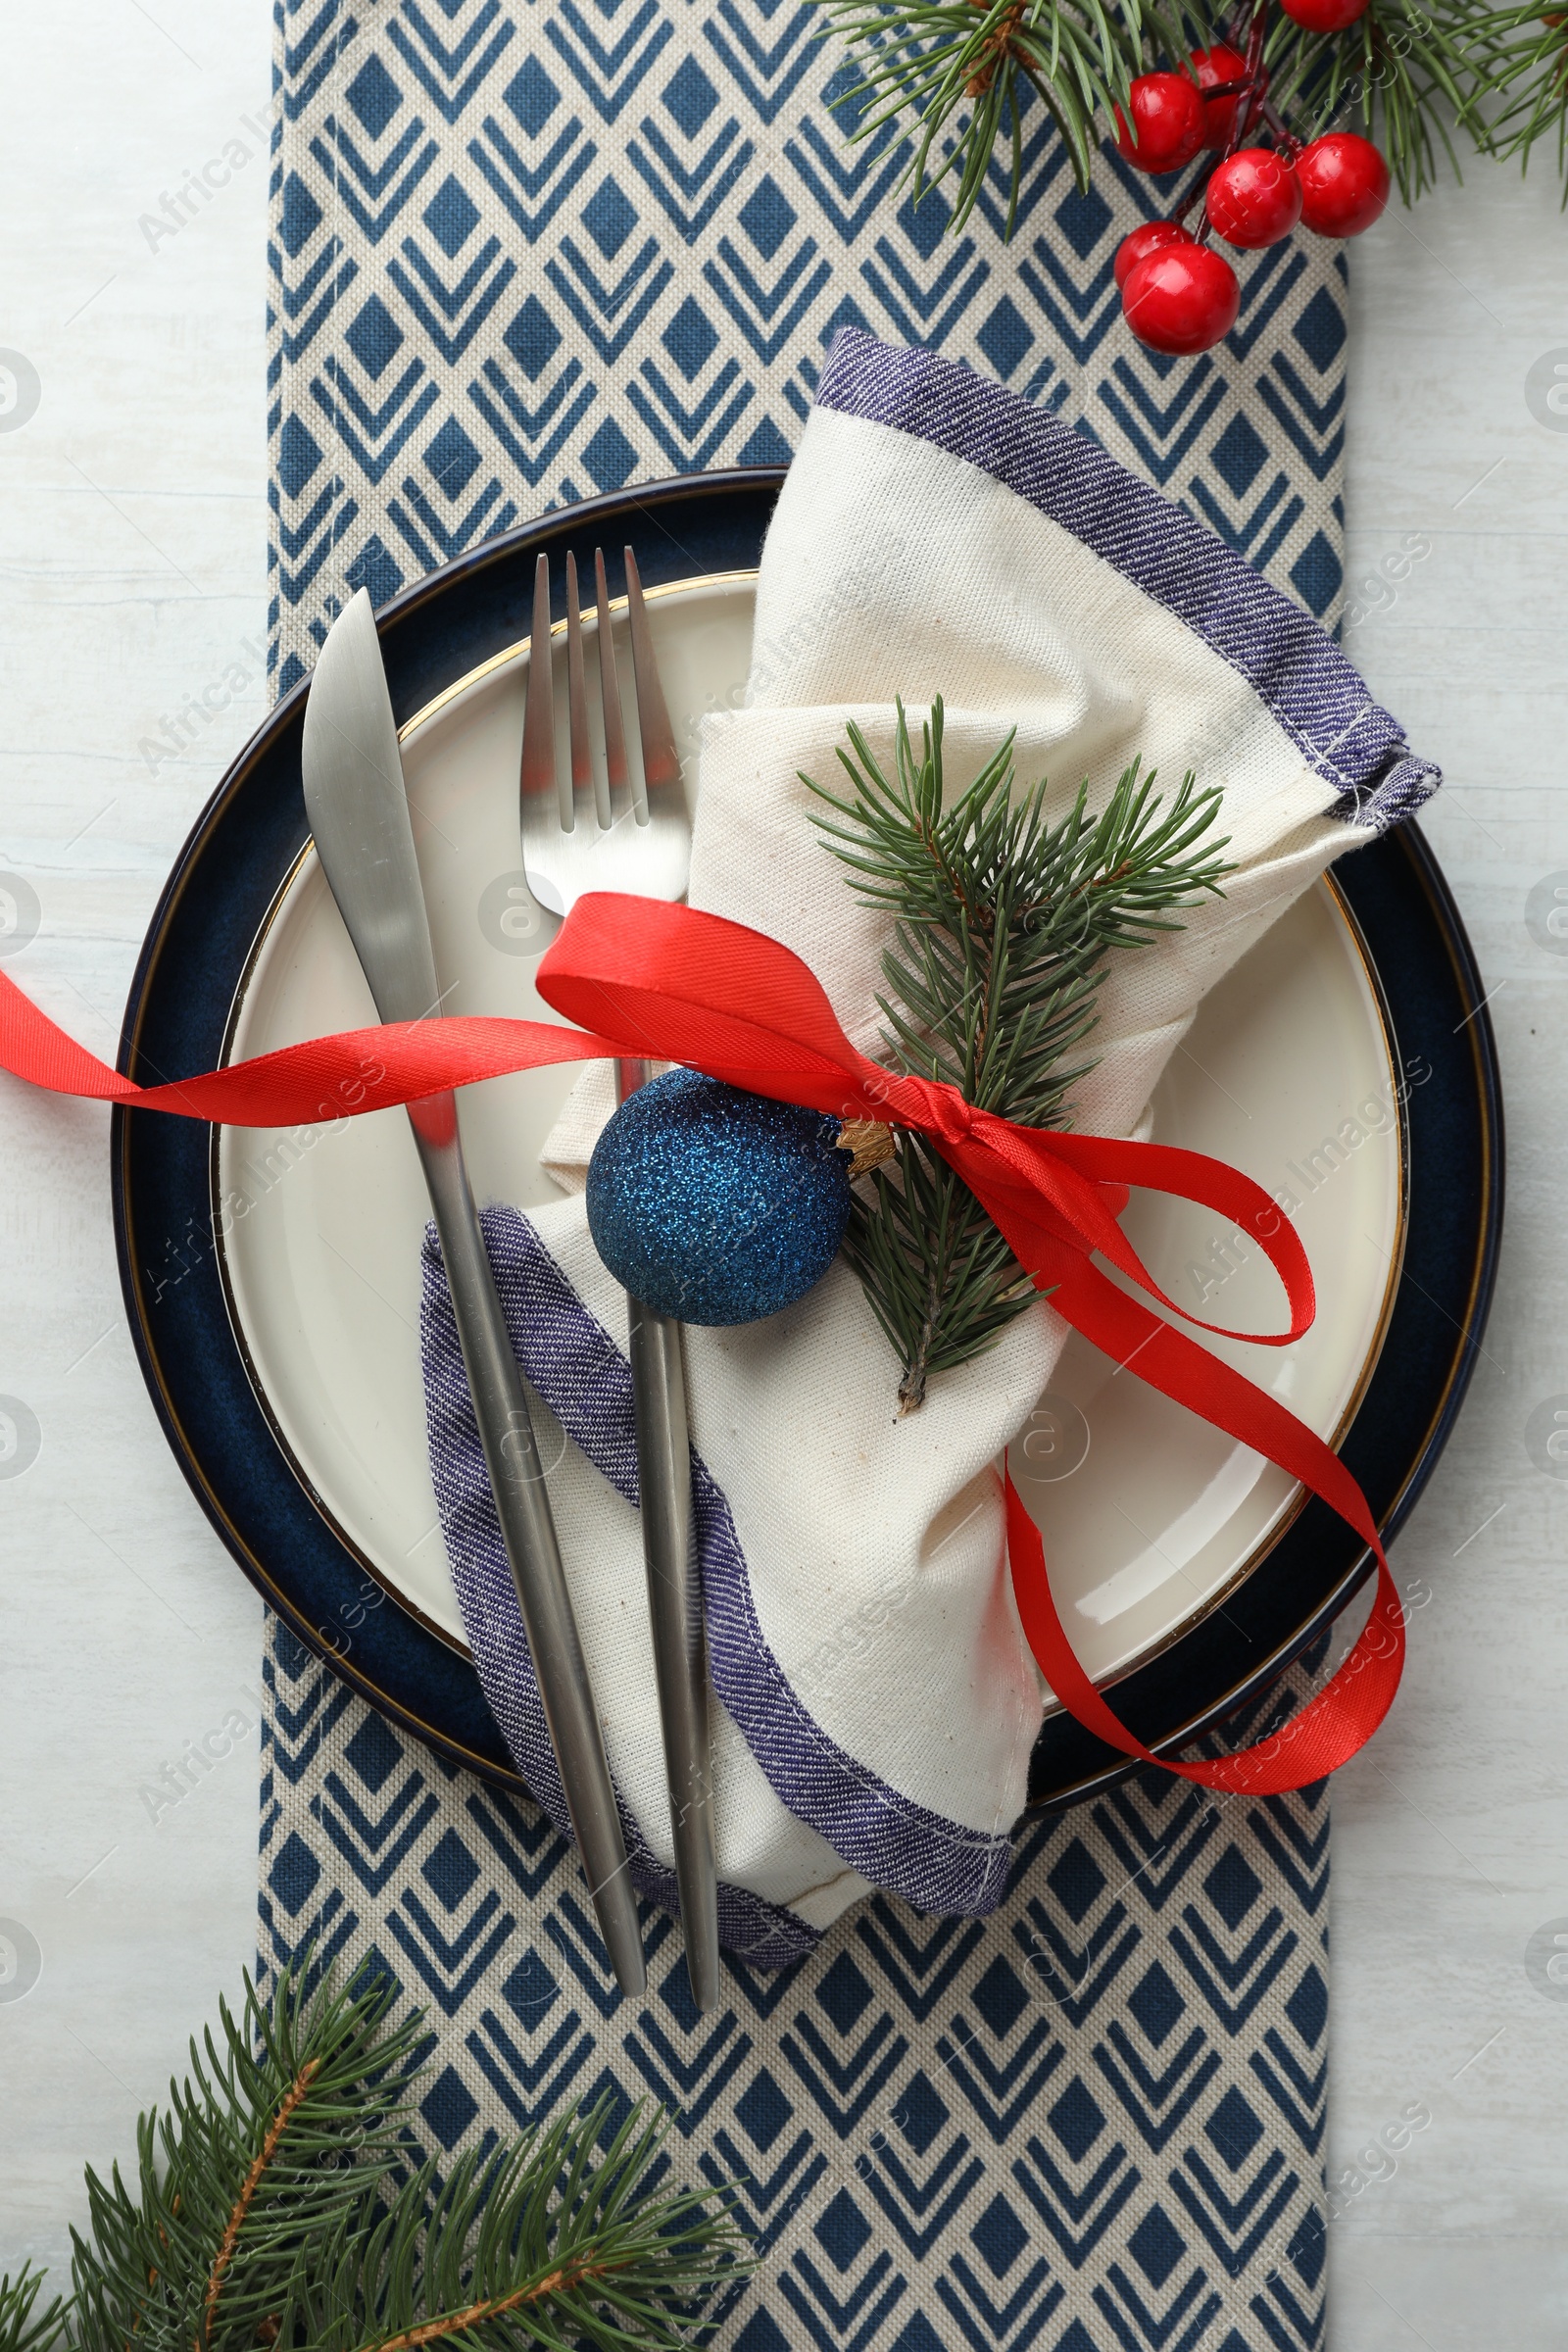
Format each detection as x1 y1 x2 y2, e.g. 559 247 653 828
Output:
0 0 1526 2338
3 322 1494 1975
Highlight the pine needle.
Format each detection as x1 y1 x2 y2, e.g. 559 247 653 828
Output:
1472 1 1568 191
0 2268 67 2352
806 699 1229 1409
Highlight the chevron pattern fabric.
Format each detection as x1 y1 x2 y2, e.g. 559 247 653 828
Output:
264 2 1346 2342
266 0 1348 686
260 1619 1330 2350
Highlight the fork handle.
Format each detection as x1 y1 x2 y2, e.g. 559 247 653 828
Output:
616 1059 720 2010
626 1297 719 2009
409 1092 646 1998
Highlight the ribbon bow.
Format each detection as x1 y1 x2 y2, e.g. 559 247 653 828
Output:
0 891 1404 1792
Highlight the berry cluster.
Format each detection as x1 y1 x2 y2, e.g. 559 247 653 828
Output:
1111 0 1391 356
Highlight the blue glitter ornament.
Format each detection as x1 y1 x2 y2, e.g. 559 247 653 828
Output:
586 1069 853 1325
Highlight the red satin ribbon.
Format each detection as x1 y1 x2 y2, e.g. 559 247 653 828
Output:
0 891 1402 1788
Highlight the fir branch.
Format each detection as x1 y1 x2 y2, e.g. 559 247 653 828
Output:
24 1959 744 2352
325 2102 746 2352
807 699 1229 1409
69 1960 424 2352
203 2054 322 2335
809 0 1499 229
1251 0 1494 201
809 0 1171 228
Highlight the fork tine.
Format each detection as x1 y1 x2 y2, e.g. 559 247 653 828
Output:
594 548 636 830
564 553 605 834
564 553 606 837
521 554 568 834
623 547 684 817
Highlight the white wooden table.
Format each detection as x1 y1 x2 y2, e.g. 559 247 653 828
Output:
0 5 1563 2341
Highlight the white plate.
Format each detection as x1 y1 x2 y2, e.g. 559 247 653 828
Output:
214 574 1402 1688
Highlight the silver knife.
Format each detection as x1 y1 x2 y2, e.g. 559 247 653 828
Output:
301 587 646 1998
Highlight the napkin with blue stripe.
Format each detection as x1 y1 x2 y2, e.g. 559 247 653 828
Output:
419 328 1437 1958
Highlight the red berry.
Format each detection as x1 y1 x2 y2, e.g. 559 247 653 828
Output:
1114 220 1195 288
1279 0 1369 28
1114 73 1206 173
1189 44 1252 148
1205 147 1303 248
1121 244 1241 355
1296 132 1391 237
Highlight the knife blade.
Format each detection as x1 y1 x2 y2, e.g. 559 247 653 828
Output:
301 587 645 1998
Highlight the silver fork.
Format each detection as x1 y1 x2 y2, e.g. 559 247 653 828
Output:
520 548 689 912
521 548 720 2012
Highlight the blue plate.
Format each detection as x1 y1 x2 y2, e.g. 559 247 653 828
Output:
111 473 1503 1809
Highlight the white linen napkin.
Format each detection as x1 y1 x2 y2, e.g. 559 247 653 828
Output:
420 328 1439 1962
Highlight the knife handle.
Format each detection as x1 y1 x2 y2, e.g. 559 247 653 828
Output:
409 1092 646 1999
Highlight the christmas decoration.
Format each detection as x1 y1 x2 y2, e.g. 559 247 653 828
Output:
1097 0 1419 346
808 0 1568 355
0 1962 742 2352
1205 143 1305 242
1191 41 1253 142
1279 0 1370 27
1297 127 1394 229
1114 69 1207 168
1113 216 1198 282
812 0 1493 236
1121 240 1243 349
804 705 1230 1411
0 869 1416 1789
585 1067 867 1326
